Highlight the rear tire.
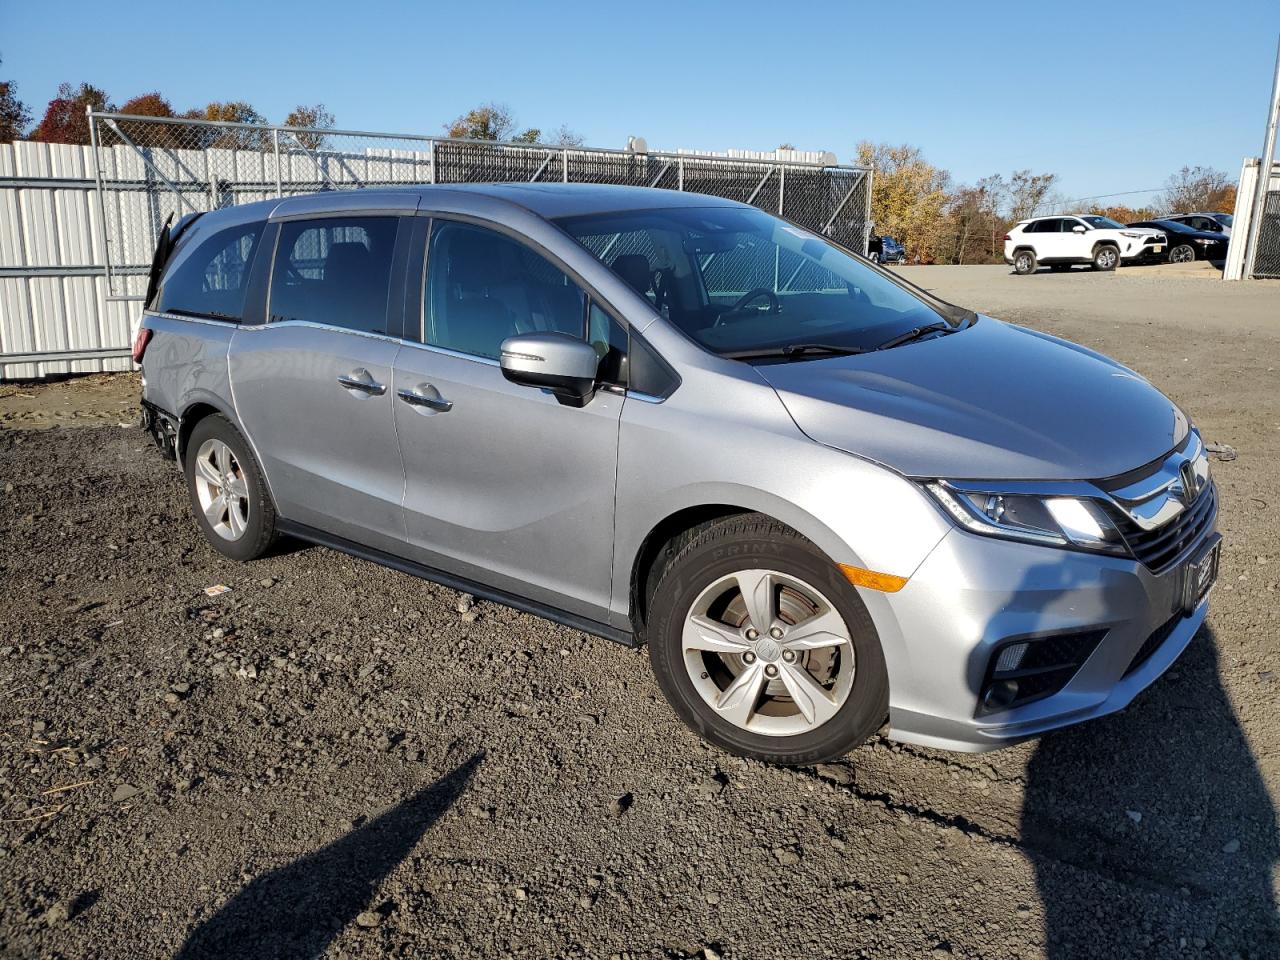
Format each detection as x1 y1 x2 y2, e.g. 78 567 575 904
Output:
1092 245 1119 271
646 514 889 765
1012 249 1037 275
184 414 277 562
1169 243 1196 264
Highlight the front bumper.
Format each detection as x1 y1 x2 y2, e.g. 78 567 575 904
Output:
867 511 1217 752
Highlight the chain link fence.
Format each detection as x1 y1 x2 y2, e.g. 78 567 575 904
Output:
1253 189 1280 279
89 112 871 300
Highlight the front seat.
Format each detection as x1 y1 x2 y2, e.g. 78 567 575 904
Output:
610 254 652 299
440 231 516 358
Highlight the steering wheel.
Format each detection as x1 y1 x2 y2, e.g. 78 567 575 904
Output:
715 288 780 325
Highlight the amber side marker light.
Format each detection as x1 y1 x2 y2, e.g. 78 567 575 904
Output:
838 564 909 593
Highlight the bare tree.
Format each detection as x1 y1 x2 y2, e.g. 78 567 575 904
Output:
1157 165 1235 213
1006 170 1057 221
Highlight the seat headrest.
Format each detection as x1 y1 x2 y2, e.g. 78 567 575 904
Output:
323 242 373 283
447 230 500 290
611 254 651 296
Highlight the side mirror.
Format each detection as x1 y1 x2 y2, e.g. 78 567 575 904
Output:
1072 224 1087 233
500 333 600 407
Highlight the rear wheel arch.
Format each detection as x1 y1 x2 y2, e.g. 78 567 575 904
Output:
177 402 224 462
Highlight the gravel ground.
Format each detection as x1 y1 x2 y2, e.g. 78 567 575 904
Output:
1 267 1277 959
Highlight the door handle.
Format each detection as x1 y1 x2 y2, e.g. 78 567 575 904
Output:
397 387 453 412
337 372 386 396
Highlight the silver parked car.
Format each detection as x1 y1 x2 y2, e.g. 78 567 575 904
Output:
136 184 1220 764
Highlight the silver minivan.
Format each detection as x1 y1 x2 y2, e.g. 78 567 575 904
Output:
137 183 1219 765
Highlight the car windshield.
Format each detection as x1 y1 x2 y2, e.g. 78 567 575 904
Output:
556 206 950 357
1083 216 1125 229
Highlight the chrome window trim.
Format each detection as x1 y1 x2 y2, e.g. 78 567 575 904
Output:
148 309 239 328
398 339 501 368
237 318 411 347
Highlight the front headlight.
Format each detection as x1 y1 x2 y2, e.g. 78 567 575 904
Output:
925 482 1129 555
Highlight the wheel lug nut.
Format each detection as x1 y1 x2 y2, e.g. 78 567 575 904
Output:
769 627 784 640
782 649 796 662
764 664 779 678
743 652 757 664
745 629 758 641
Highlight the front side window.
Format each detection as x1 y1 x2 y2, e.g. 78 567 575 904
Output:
424 221 586 360
557 205 950 357
269 216 400 335
157 220 264 321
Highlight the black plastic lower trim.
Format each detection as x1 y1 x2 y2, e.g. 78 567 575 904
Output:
275 519 636 648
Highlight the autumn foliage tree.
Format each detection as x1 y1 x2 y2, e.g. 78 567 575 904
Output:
284 103 337 150
0 59 31 144
857 141 952 262
29 82 112 144
445 102 580 145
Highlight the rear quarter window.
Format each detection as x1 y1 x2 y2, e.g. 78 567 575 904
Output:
157 220 265 321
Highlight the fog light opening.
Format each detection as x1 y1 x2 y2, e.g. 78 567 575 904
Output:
982 679 1020 711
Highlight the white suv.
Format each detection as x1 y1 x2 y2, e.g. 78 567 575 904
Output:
1004 215 1166 275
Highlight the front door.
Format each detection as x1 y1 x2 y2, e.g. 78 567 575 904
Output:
230 214 408 549
391 218 625 621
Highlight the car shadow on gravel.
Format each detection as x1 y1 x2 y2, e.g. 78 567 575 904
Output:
175 751 483 959
1022 627 1278 957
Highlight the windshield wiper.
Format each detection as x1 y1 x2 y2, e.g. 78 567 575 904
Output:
723 343 869 361
873 321 956 351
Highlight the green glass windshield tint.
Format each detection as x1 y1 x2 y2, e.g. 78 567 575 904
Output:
556 206 946 356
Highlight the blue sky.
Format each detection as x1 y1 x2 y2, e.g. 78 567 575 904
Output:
4 0 1278 206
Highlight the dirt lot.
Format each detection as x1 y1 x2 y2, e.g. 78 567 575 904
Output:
1 266 1277 959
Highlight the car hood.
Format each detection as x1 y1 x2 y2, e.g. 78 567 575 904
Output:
755 318 1187 480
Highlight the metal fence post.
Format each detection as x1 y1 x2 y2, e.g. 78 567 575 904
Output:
678 158 684 191
778 164 785 215
562 148 569 182
272 128 283 198
1245 35 1280 279
86 107 114 298
428 139 436 184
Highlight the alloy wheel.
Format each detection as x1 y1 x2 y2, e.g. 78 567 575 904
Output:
682 570 856 737
192 438 250 541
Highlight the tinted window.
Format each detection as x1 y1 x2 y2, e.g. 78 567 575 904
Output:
558 206 948 357
589 301 628 384
269 217 399 335
1060 219 1084 232
158 220 264 320
424 221 586 360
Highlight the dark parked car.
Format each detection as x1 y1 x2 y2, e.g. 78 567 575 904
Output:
867 235 906 264
1128 219 1230 264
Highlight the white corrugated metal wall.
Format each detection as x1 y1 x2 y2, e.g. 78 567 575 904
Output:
0 141 142 380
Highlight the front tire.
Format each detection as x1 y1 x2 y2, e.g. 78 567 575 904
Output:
1012 249 1037 275
1169 243 1196 264
184 414 278 561
1092 245 1119 271
646 515 889 765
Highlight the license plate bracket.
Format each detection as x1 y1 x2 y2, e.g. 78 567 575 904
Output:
1180 534 1221 614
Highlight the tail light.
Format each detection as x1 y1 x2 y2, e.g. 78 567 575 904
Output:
1003 234 1011 241
132 326 153 364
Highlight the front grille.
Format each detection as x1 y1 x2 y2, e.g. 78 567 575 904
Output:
1112 485 1217 573
1124 613 1184 677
